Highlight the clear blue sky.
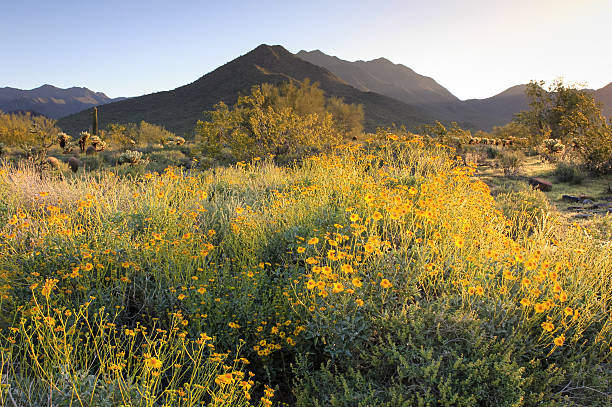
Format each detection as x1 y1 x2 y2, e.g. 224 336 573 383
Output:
2 0 611 100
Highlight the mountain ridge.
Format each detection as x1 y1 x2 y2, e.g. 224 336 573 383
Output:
297 50 611 129
58 44 437 136
0 84 125 119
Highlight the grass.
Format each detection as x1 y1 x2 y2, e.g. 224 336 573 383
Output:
0 134 610 406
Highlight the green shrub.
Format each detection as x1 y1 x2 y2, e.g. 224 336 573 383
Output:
497 150 525 176
495 182 551 237
553 161 588 184
294 303 526 407
485 146 500 159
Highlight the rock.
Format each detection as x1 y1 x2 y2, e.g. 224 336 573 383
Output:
529 177 552 192
86 146 97 155
582 199 594 205
562 194 580 203
579 195 595 201
573 213 594 219
67 157 81 173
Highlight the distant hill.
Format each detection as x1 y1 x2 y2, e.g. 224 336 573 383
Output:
297 50 612 129
0 84 124 119
593 83 612 118
297 50 458 106
58 45 437 136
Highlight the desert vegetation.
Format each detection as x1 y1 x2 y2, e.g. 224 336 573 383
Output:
0 79 610 406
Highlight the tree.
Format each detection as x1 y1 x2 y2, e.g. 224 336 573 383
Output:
195 81 362 161
515 80 612 172
0 111 60 160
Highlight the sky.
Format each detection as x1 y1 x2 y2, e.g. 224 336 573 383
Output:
2 0 611 100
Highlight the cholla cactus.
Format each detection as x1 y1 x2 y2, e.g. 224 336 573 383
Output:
163 136 186 146
542 138 565 154
90 135 107 152
118 150 144 165
57 132 71 148
78 132 91 153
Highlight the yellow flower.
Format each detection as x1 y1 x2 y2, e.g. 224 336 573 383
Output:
215 373 234 386
307 237 319 245
306 280 316 290
453 236 464 248
554 335 565 346
144 354 162 370
297 247 306 254
352 277 363 288
534 303 547 313
372 211 383 221
341 264 354 274
564 307 573 316
177 294 187 300
350 213 360 222
332 282 344 294
541 321 554 332
520 298 531 307
380 279 392 289
305 257 318 265
355 298 364 306
235 207 244 215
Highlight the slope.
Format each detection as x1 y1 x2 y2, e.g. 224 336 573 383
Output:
58 45 436 136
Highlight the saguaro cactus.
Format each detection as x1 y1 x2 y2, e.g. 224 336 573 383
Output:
92 107 98 136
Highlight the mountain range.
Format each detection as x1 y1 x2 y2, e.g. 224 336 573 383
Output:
5 44 609 135
57 45 437 135
0 85 124 119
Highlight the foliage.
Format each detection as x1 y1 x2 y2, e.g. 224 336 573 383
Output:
554 162 588 184
497 149 525 176
0 134 610 404
195 81 362 161
491 121 533 143
107 121 176 150
515 80 612 173
0 111 60 160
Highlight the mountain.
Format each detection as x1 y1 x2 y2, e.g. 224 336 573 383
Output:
297 50 612 129
297 50 524 129
58 45 437 136
297 50 458 106
593 83 612 118
0 84 124 119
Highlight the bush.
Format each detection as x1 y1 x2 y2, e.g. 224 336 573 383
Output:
495 182 551 237
553 162 588 184
497 150 525 176
295 303 525 407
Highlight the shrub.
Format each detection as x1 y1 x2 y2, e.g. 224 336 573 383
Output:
498 150 525 176
294 303 526 407
553 161 588 184
495 182 551 237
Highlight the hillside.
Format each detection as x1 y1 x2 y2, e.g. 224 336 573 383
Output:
593 82 612 117
58 45 436 136
297 50 612 129
0 84 123 119
296 50 458 105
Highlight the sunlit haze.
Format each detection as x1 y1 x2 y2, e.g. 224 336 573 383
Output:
2 0 611 99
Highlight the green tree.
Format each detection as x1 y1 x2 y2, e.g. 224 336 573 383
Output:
515 80 612 172
195 81 362 161
0 111 59 160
